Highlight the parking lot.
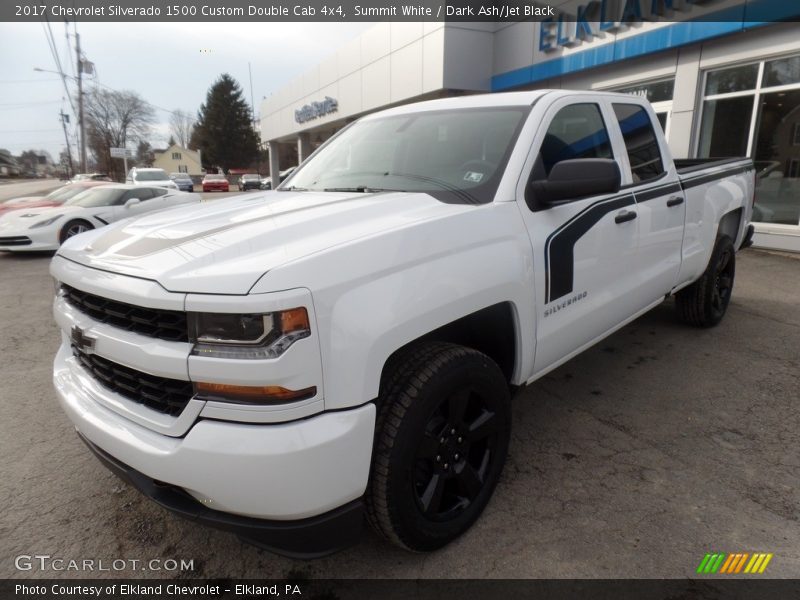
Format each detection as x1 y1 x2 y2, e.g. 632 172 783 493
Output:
1 230 798 579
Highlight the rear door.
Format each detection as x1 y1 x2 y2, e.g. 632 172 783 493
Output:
515 97 642 374
611 101 685 299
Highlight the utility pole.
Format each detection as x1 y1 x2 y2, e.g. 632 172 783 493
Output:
59 110 74 178
248 62 261 175
76 32 87 173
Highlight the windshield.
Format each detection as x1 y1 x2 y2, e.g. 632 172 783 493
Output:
135 170 169 181
46 185 92 203
205 174 226 180
171 173 190 179
242 174 259 180
66 188 125 207
284 107 529 204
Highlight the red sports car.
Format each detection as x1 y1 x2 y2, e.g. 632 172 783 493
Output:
202 174 229 192
0 181 109 217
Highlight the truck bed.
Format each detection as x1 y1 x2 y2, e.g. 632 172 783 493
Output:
675 157 751 175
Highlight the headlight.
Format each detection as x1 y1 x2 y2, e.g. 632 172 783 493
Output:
30 214 63 228
189 307 311 359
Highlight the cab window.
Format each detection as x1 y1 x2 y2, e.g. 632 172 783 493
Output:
539 103 613 176
612 103 665 183
122 188 153 203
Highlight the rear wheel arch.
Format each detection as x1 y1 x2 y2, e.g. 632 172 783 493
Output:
716 208 743 245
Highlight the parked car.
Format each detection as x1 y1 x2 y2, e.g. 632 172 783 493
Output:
0 184 199 251
238 174 261 191
126 167 178 190
170 172 194 193
0 181 108 218
70 173 112 183
259 167 297 190
202 173 229 192
50 91 754 558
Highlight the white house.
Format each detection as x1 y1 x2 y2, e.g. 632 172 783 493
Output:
152 144 203 176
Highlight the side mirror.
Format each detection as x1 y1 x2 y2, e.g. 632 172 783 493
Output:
124 198 141 208
529 158 621 207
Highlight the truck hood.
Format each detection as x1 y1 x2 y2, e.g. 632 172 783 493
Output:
57 190 472 294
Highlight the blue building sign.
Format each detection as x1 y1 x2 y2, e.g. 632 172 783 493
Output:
539 0 717 52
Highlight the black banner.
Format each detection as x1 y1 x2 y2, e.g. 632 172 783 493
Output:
4 579 800 600
3 0 800 22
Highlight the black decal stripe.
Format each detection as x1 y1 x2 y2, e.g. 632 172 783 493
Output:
633 182 682 202
680 165 753 191
544 193 634 304
94 216 109 225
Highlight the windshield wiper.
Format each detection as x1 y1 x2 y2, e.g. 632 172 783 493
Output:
323 186 397 193
277 185 309 192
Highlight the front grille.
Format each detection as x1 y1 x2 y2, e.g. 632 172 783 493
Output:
0 236 32 246
61 284 188 342
71 344 194 416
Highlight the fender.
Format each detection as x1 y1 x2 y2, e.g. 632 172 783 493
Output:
675 165 754 288
252 202 537 411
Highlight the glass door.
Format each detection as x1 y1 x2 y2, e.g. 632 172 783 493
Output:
697 55 800 227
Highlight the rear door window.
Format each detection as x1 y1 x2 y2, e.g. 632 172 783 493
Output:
612 103 665 183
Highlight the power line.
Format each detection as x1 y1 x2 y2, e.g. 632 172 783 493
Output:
0 102 63 110
40 16 77 116
0 78 62 84
0 100 64 106
0 129 62 133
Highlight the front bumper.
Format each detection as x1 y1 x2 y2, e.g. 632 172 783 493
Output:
54 342 375 522
80 433 364 558
0 227 59 251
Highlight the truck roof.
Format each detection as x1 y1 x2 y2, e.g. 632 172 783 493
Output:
363 89 645 120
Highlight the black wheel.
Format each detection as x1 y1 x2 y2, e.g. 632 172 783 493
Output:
366 342 511 551
59 220 93 245
675 235 736 327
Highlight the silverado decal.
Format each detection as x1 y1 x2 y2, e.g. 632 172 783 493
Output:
544 193 635 304
543 291 588 317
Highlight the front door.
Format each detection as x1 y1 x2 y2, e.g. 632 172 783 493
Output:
516 99 642 375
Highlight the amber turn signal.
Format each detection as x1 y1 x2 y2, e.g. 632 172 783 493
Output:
194 382 316 403
280 307 310 333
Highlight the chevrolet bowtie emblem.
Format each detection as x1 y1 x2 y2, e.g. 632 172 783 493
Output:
71 326 96 353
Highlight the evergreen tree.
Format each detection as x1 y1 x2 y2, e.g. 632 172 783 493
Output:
192 74 258 172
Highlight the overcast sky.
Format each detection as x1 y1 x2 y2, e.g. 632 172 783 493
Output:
0 22 372 163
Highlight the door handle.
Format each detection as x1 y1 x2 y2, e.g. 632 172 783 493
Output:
615 210 637 224
667 196 684 207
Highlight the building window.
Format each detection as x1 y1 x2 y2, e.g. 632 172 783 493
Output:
614 79 674 103
172 152 181 160
698 54 800 226
179 165 188 173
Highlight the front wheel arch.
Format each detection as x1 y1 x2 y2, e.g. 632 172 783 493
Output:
59 219 94 245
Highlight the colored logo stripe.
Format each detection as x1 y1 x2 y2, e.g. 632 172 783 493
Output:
697 552 773 574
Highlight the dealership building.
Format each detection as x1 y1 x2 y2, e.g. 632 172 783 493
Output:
260 1 800 251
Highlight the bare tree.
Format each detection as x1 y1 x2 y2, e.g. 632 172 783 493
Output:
169 109 195 148
84 87 155 180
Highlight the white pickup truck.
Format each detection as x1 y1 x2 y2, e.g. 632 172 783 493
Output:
51 90 755 558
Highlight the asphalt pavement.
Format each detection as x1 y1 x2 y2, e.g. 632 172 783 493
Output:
0 247 798 579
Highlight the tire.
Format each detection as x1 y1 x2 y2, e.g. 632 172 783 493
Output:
59 219 93 245
366 341 511 552
675 235 736 327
